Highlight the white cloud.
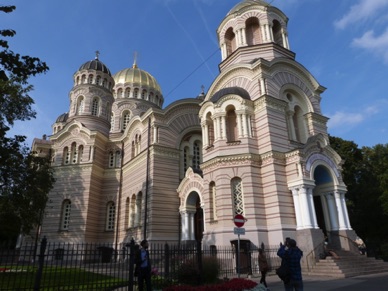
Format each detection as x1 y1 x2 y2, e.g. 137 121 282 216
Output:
334 0 388 29
352 29 388 62
328 111 364 128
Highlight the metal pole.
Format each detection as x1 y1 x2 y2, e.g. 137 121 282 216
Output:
143 118 151 240
115 141 125 261
237 233 240 278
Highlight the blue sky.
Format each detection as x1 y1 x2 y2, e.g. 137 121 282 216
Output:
3 0 388 148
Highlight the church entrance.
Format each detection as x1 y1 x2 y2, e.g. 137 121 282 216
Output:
181 191 204 242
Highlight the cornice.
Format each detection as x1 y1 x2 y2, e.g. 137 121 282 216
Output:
254 94 287 112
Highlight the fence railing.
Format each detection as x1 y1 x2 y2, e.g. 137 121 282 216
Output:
0 238 282 290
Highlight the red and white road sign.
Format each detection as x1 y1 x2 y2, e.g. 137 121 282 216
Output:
233 214 245 228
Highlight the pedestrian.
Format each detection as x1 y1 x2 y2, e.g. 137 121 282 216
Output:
277 238 303 291
135 240 152 291
258 248 269 289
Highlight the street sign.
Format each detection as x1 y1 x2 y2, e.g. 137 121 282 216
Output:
234 214 245 228
234 227 245 235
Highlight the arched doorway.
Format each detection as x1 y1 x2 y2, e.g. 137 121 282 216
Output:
181 191 204 242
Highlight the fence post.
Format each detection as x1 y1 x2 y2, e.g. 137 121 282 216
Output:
196 240 202 286
33 236 47 291
128 238 135 291
164 243 170 279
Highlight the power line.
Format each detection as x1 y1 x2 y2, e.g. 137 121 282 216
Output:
165 47 220 97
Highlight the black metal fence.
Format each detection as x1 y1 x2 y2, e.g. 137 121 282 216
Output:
0 238 282 290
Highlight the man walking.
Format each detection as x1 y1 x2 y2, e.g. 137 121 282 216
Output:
136 240 152 291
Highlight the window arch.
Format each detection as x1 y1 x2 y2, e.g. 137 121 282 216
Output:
206 112 214 147
60 200 71 230
122 111 131 130
88 74 93 84
125 88 131 98
92 97 99 116
96 76 101 85
106 201 115 231
231 177 244 215
135 192 142 226
226 105 238 142
272 20 283 46
225 27 236 57
130 194 136 228
246 17 261 45
63 146 70 165
71 142 77 164
76 96 85 115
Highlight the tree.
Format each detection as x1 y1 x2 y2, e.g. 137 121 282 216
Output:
329 135 388 248
0 5 54 245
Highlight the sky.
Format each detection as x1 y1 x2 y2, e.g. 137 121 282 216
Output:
3 0 388 148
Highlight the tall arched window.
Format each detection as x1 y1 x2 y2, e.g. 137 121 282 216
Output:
91 98 99 116
125 88 131 98
78 145 83 163
192 142 201 170
130 194 136 228
141 90 147 99
125 197 130 229
134 88 139 99
76 96 84 115
231 177 244 215
246 17 261 45
96 76 101 85
118 88 123 98
88 74 93 84
226 106 238 142
293 105 307 143
206 112 214 147
272 20 283 46
135 192 142 226
60 200 71 230
106 201 115 231
81 75 86 84
71 142 77 164
102 78 107 87
225 27 236 57
63 146 70 165
122 111 130 130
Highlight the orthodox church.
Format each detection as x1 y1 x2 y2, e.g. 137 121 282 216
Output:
32 0 357 254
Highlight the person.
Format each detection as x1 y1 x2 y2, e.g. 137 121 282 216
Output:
277 238 303 291
258 248 269 289
135 240 152 291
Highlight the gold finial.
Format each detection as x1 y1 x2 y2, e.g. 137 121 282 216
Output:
95 50 100 60
133 51 138 68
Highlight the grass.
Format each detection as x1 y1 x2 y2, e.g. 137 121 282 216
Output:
0 265 127 290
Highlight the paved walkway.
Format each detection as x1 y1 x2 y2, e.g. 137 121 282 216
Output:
115 272 388 290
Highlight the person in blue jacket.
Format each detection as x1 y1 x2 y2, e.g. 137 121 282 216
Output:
277 238 303 291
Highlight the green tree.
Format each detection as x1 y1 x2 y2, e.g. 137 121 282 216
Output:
329 136 388 248
0 5 54 245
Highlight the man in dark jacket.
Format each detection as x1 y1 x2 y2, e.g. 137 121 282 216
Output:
135 240 152 291
277 238 303 291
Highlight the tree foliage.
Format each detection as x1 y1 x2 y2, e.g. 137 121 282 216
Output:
0 5 54 244
329 135 388 245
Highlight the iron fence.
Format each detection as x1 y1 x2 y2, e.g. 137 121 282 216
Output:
0 238 282 290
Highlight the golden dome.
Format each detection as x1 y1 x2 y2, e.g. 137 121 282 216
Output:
113 65 162 94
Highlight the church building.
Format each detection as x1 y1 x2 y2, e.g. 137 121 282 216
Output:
32 0 358 254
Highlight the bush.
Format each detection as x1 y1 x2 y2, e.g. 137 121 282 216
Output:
175 256 220 285
163 278 257 291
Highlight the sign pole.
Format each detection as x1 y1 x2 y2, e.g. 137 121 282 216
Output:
237 233 240 278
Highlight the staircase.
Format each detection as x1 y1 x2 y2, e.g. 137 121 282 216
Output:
306 249 388 278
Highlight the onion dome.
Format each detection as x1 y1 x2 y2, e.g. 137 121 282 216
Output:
78 51 111 76
228 0 270 15
56 112 69 123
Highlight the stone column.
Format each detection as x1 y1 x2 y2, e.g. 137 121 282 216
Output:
325 193 339 231
287 111 296 140
334 190 347 230
237 113 243 139
221 116 226 140
260 77 266 95
307 187 319 229
291 188 303 229
341 192 352 229
299 186 313 228
181 211 189 240
189 212 195 240
241 27 247 46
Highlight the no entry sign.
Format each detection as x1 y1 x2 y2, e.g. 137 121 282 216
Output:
234 214 245 228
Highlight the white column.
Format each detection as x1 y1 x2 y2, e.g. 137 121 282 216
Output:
307 187 319 229
325 193 339 231
340 192 352 229
335 190 347 230
214 117 219 141
181 211 189 240
267 24 273 42
260 77 266 95
189 212 195 240
299 186 313 228
241 28 247 46
221 43 227 60
242 114 247 137
281 28 287 48
321 195 331 231
202 123 208 147
247 115 252 137
287 111 296 140
260 25 267 42
221 116 226 140
291 188 303 229
237 113 243 139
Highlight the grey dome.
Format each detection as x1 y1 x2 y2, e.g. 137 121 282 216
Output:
56 112 69 123
78 58 111 76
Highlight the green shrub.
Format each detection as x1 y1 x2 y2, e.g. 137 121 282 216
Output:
175 256 220 285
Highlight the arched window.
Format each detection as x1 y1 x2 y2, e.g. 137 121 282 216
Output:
225 27 236 57
88 74 93 84
246 17 261 45
110 113 115 132
226 106 238 142
76 96 84 115
141 90 147 99
231 177 244 215
92 98 99 116
63 146 70 165
109 151 115 168
76 76 80 85
81 75 86 84
134 88 139 99
122 111 130 130
106 201 115 231
78 145 83 163
131 141 135 159
115 150 121 167
206 112 214 146
102 78 107 87
96 76 101 85
71 142 77 164
192 142 201 170
125 88 131 98
135 192 142 226
209 182 217 221
136 135 141 155
293 105 307 143
118 88 123 98
130 195 136 228
60 200 71 230
272 20 283 46
149 92 154 103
